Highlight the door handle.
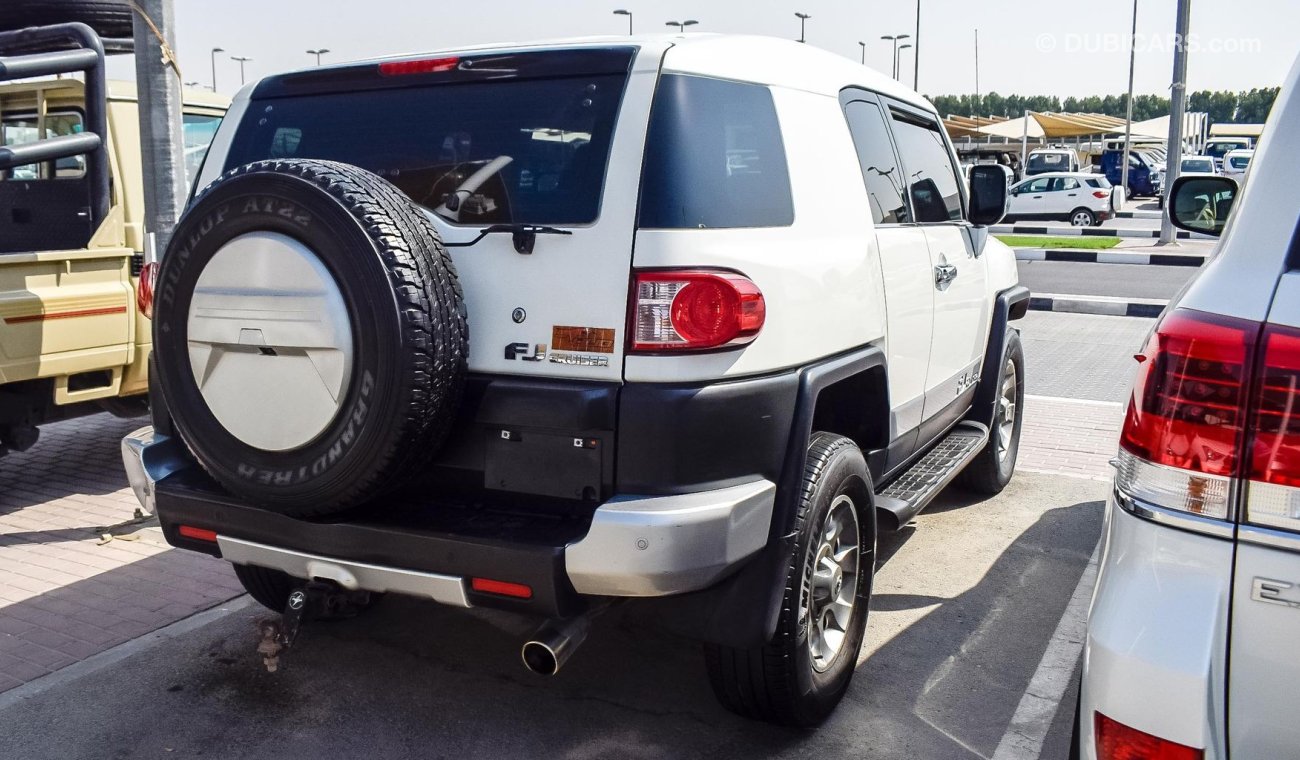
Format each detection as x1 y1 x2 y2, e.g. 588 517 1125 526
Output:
934 263 958 291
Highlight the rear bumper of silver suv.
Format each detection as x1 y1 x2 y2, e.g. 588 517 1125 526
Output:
122 427 775 610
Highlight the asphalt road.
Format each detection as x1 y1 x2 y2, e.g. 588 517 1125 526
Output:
0 474 1104 760
1016 259 1199 300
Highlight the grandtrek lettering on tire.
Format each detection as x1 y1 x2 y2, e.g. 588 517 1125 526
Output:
151 159 468 517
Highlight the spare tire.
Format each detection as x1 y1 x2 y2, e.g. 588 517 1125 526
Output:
0 1 134 38
152 159 468 517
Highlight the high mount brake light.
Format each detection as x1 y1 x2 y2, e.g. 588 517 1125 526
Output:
630 270 765 352
378 57 460 76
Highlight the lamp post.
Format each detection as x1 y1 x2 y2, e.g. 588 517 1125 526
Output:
896 44 913 84
306 48 330 66
231 55 252 85
210 46 224 92
1120 0 1138 207
794 12 811 43
858 41 866 65
613 9 632 35
913 0 922 90
881 34 909 79
1158 0 1192 245
665 19 697 32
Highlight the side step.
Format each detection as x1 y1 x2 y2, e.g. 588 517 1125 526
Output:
875 421 989 531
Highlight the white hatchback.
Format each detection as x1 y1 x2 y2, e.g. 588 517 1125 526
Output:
1005 171 1114 227
1222 148 1254 182
1079 53 1300 760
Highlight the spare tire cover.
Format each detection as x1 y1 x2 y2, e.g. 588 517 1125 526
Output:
153 159 468 517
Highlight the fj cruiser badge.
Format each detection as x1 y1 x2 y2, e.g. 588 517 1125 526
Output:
505 342 546 362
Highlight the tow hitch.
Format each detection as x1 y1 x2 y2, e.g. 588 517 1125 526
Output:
256 580 370 672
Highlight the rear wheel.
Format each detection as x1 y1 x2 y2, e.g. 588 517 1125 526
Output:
705 433 875 727
957 330 1025 495
1069 208 1096 227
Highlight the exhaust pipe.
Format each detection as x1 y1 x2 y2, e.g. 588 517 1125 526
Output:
520 607 604 676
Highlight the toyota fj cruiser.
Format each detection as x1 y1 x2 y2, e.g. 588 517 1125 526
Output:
123 35 1028 726
0 21 225 456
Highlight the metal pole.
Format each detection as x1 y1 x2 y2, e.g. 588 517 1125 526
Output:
1159 0 1191 244
1120 0 1137 208
859 41 866 65
210 47 222 93
974 29 980 111
1021 110 1030 176
913 0 921 90
891 38 898 78
132 0 186 252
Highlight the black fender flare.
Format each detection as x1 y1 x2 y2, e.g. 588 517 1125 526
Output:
968 285 1030 431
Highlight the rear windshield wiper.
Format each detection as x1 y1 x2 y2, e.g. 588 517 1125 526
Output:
443 224 572 255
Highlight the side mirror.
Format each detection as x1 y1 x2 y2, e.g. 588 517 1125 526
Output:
1168 175 1238 237
968 164 1009 226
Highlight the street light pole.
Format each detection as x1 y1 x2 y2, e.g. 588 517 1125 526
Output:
794 12 811 43
881 34 909 79
896 44 913 84
858 41 866 65
1120 0 1138 207
1158 0 1192 245
613 9 632 35
665 20 697 32
974 29 980 113
306 48 330 66
913 0 922 90
210 46 223 92
231 55 252 85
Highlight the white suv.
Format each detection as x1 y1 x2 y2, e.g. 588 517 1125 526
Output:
122 35 1027 727
1079 54 1300 759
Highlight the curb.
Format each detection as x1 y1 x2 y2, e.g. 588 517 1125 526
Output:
1028 292 1167 318
992 225 1212 241
1014 248 1206 267
1115 210 1162 220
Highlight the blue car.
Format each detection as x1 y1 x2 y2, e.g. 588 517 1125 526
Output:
1101 149 1163 199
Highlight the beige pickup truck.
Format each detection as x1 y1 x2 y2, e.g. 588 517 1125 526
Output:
0 23 226 455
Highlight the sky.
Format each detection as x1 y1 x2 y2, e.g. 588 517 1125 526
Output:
105 0 1299 99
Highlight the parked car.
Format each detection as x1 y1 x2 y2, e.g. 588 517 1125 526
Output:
1004 172 1114 226
1222 148 1254 182
1179 155 1218 176
1078 52 1300 760
1101 148 1163 199
0 23 226 457
121 35 1028 728
1025 147 1081 177
1203 136 1253 170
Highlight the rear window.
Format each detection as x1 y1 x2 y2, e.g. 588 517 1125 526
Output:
1229 155 1252 169
1 111 84 180
638 74 793 229
225 64 629 226
1028 152 1068 172
1086 177 1112 188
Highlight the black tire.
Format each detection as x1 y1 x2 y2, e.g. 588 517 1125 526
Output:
1069 208 1096 227
232 563 295 612
956 329 1025 494
0 1 133 38
705 433 875 728
152 159 468 517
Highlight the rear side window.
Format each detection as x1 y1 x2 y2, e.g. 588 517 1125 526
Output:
843 100 909 225
638 74 793 229
1 111 85 180
889 112 963 223
1086 177 1112 189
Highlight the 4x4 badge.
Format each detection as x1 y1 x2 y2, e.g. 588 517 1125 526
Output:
504 342 546 362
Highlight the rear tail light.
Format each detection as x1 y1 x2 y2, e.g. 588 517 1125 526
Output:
630 270 765 352
1094 190 1111 199
1244 323 1300 529
137 260 158 319
1095 713 1203 760
378 57 459 76
1117 309 1257 519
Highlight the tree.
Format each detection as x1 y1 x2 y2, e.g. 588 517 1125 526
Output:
927 89 1277 126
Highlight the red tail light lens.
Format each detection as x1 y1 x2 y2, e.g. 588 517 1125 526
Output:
1095 713 1202 760
1094 190 1112 199
137 261 158 319
1248 324 1300 488
378 57 459 76
630 270 765 351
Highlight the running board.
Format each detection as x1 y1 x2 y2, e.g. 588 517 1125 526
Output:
876 421 989 531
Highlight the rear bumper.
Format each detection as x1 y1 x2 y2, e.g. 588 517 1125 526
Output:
124 428 775 617
1079 491 1231 759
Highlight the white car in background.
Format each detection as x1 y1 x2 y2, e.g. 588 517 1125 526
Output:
1223 148 1253 181
1004 171 1114 226
1179 155 1218 176
1078 53 1300 760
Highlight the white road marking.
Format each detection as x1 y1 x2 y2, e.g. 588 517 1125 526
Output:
0 596 252 712
1026 394 1124 409
991 543 1101 760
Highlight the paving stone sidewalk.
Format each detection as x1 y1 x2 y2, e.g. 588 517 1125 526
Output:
1018 396 1123 482
0 413 242 693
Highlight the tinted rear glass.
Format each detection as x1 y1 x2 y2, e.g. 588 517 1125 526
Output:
1028 152 1068 171
225 71 628 225
638 74 793 229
